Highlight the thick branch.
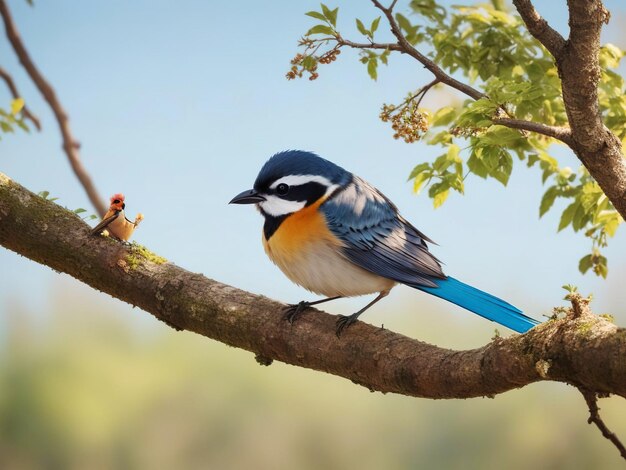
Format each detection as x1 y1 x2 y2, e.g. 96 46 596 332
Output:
0 0 106 217
0 65 41 130
1 171 626 399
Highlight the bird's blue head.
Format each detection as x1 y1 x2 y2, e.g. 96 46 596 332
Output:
230 150 352 219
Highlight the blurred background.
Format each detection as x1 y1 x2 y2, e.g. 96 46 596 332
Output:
1 1 625 468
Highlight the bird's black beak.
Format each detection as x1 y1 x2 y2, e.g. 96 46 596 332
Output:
229 189 265 205
122 203 126 210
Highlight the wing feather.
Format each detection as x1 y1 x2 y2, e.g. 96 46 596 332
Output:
91 211 120 235
323 178 445 288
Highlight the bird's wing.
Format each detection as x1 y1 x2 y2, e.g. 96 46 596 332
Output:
322 177 445 288
91 211 120 235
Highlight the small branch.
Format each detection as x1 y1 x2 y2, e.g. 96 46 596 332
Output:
580 388 626 460
414 78 439 107
493 117 573 145
511 0 566 58
336 37 401 52
370 0 485 101
0 0 106 216
0 65 41 130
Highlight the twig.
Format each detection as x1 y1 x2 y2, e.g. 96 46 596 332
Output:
0 65 40 130
580 388 626 460
0 0 106 216
336 37 401 52
414 78 440 108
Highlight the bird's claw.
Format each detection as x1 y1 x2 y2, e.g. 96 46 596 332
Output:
283 301 310 324
335 314 358 337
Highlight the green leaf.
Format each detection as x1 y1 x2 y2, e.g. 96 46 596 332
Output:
446 143 461 162
572 202 587 231
306 24 334 36
558 202 578 232
578 254 593 274
431 106 457 126
412 172 430 194
327 7 338 27
379 49 390 65
15 119 29 132
367 58 378 80
427 130 452 145
433 154 450 172
356 18 368 36
539 186 557 217
467 150 489 178
395 13 412 32
433 189 449 208
301 56 317 71
74 208 86 214
562 284 578 293
305 11 326 21
38 190 50 199
371 17 381 34
408 162 431 180
429 181 451 208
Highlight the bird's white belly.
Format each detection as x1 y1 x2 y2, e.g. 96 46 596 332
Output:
265 237 395 297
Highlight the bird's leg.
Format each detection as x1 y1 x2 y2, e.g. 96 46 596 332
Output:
283 296 343 324
336 290 390 337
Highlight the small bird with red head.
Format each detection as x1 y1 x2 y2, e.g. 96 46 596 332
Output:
91 193 143 241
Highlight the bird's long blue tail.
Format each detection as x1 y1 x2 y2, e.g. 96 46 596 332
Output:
415 277 539 333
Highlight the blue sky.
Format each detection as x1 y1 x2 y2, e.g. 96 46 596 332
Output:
1 0 625 338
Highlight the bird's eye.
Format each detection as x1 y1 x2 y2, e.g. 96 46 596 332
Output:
113 199 120 204
276 183 290 196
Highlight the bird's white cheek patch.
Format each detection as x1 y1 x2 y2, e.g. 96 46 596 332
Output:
259 195 306 217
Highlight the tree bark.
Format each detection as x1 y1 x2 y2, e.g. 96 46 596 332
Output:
1 171 625 399
513 0 626 220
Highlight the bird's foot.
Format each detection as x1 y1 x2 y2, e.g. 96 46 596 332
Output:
335 314 359 338
283 301 311 324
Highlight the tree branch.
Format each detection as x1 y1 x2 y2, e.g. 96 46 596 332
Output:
0 0 106 217
336 37 401 52
511 0 566 58
0 64 41 130
492 117 573 145
1 171 626 400
580 388 626 460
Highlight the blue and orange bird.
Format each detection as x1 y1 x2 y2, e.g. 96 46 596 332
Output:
230 150 539 336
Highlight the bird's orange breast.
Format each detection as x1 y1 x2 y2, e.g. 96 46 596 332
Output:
263 199 339 265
